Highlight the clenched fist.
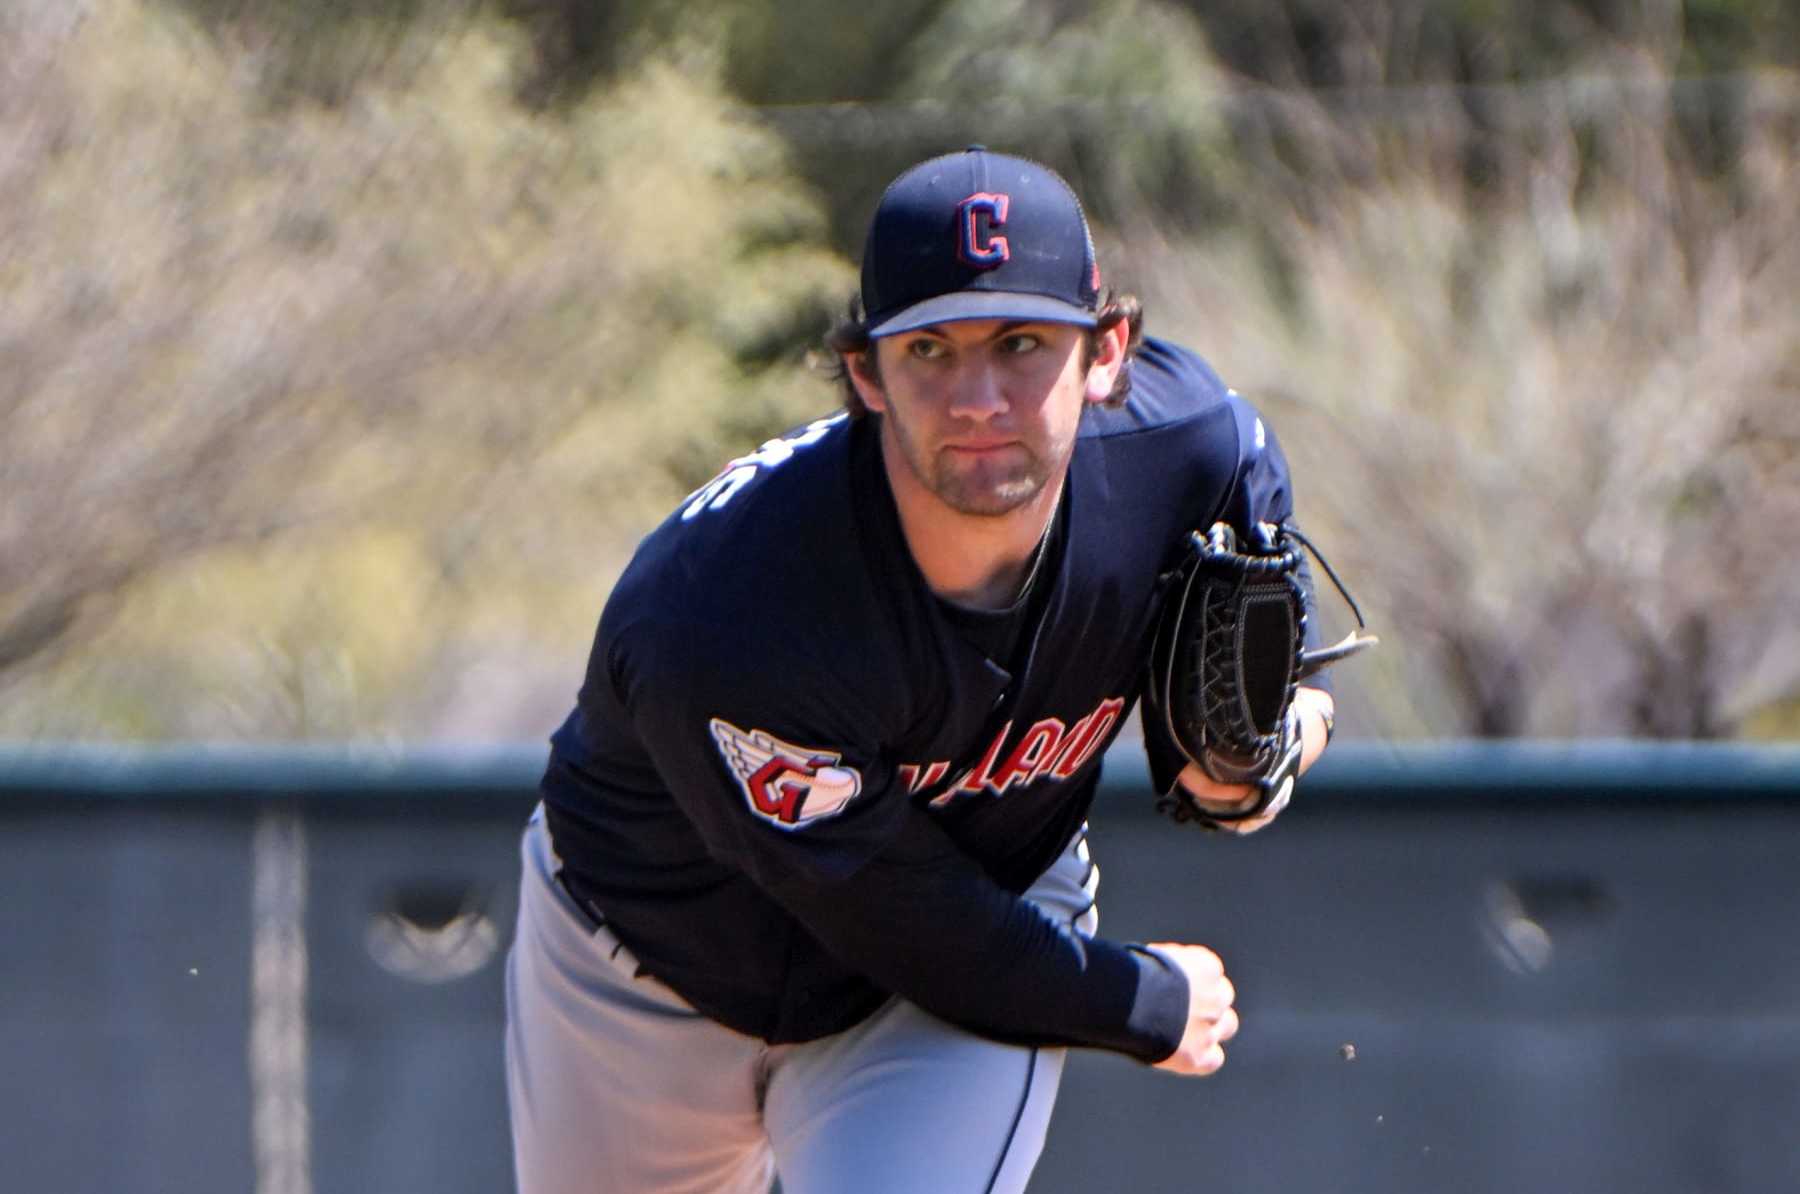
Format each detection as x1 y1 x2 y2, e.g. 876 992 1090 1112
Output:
1146 943 1238 1076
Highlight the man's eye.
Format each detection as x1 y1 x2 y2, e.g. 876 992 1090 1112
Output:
999 333 1041 354
907 339 948 360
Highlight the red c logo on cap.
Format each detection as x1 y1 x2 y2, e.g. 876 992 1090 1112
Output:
957 192 1010 268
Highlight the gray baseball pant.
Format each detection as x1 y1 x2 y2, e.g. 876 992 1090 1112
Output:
504 806 1100 1194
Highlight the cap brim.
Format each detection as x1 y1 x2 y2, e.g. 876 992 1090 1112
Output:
866 291 1098 339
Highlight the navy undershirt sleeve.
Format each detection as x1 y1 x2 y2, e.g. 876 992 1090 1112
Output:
616 615 1191 1064
759 809 1191 1063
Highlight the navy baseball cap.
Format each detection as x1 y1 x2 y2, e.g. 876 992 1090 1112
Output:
860 147 1102 339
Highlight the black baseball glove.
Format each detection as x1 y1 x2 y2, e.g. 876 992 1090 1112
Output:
1142 520 1376 832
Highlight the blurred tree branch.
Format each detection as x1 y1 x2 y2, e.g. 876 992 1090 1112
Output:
0 2 850 732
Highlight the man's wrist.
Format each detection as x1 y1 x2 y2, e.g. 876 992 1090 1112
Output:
1295 687 1335 743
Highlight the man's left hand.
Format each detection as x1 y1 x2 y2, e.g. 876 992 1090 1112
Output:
1175 686 1333 835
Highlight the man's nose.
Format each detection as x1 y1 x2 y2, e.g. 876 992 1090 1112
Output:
946 359 1009 420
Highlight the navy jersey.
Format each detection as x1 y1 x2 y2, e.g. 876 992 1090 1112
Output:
540 337 1312 1063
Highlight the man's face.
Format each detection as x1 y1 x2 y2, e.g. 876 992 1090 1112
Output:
857 319 1099 518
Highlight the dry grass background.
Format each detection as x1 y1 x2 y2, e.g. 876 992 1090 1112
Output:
2 0 1795 741
1119 54 1800 736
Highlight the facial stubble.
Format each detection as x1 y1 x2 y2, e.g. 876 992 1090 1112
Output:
882 408 1055 518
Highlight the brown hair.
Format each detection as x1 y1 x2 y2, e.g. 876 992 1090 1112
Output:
821 291 1147 418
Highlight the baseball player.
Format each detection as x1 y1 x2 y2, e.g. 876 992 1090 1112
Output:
504 146 1339 1194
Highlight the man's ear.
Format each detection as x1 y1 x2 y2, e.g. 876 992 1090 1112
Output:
847 347 888 413
1084 319 1131 404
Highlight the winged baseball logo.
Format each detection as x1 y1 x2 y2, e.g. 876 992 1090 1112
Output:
709 718 864 830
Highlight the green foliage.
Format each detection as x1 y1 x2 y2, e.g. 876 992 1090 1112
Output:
886 0 1238 228
1680 0 1800 71
158 0 485 104
747 0 1247 256
722 0 952 106
1168 0 1799 84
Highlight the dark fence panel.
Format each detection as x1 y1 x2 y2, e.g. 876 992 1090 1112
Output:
1045 793 1800 1194
3 807 257 1194
3 743 1798 1194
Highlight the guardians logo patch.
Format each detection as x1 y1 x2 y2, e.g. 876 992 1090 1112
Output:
710 718 864 830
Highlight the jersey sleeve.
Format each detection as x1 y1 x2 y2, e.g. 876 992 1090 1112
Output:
1216 390 1332 694
764 803 1192 1062
610 612 1192 1063
1216 389 1298 542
